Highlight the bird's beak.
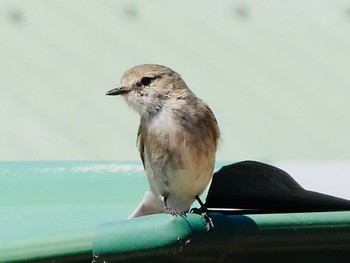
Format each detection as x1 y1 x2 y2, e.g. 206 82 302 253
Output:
106 87 130 96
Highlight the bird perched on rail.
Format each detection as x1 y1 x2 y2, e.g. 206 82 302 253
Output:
106 64 220 219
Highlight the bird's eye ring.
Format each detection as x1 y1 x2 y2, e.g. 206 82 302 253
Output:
140 77 153 86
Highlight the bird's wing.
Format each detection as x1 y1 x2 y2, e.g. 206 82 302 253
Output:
137 125 145 168
205 104 220 142
205 104 218 124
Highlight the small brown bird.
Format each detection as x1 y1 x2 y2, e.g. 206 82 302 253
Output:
106 64 220 218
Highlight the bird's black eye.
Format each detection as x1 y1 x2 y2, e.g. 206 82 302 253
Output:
140 77 153 86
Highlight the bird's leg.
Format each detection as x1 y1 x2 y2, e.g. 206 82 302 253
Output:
192 195 214 231
163 195 186 216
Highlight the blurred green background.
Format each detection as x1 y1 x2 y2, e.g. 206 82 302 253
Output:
1 0 350 162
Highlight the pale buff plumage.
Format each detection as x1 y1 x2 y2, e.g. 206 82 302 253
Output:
106 64 219 218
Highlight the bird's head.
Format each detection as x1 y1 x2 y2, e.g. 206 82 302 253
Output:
106 64 190 117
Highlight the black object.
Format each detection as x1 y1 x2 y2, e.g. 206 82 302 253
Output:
205 160 350 213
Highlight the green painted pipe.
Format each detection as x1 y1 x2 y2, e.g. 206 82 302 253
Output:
93 211 350 263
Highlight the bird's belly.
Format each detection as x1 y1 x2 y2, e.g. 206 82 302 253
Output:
143 111 218 211
144 148 215 211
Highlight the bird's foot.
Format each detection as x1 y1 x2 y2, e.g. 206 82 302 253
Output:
202 211 214 231
164 208 186 216
190 195 214 231
190 207 214 231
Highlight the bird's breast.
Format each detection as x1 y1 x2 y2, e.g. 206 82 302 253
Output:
141 108 217 201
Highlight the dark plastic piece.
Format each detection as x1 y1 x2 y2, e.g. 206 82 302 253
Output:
205 161 350 213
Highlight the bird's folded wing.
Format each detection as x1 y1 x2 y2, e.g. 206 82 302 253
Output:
137 125 145 168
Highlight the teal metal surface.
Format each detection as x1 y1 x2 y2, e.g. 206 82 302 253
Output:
1 161 350 262
1 229 92 262
0 161 147 262
93 212 350 263
93 213 207 256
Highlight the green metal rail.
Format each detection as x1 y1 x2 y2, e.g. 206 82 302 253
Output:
1 161 350 262
92 211 350 263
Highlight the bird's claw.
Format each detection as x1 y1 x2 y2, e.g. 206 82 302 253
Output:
164 208 186 216
202 212 214 231
190 207 214 231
